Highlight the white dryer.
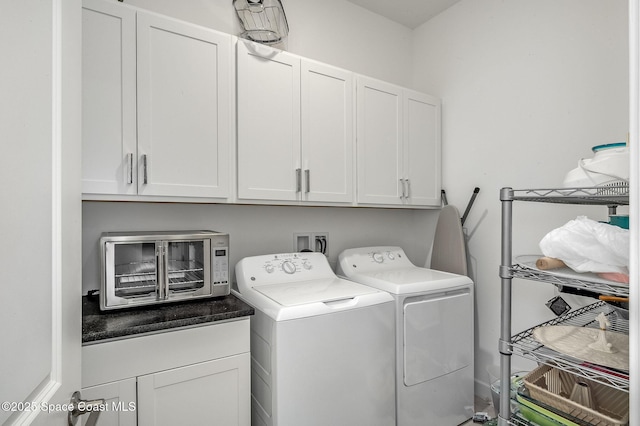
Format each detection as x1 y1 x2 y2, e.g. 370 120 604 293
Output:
234 252 396 426
337 246 475 426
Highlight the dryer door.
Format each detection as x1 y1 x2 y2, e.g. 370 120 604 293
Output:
403 288 472 386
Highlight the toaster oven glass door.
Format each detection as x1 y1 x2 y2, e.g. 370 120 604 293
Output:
165 240 211 297
112 241 158 299
108 239 212 304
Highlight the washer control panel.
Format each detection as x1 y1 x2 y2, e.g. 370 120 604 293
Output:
236 252 335 290
337 246 414 275
371 250 399 264
263 253 314 275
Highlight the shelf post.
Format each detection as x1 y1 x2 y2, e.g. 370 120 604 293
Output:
498 187 514 425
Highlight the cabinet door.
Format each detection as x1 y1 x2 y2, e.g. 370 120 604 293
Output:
136 12 231 198
82 0 137 195
81 378 137 426
137 353 250 426
301 61 354 203
356 77 403 205
403 90 441 207
237 40 301 201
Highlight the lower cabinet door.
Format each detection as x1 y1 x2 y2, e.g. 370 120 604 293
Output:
81 378 137 426
137 353 250 426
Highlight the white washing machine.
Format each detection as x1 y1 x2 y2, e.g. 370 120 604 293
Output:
234 252 396 426
337 246 475 426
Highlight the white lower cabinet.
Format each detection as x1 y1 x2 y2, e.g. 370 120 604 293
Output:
137 354 249 426
82 319 250 426
80 379 137 426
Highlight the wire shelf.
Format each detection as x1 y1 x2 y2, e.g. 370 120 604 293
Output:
114 260 205 295
504 185 629 205
509 264 630 297
509 302 629 392
502 404 593 425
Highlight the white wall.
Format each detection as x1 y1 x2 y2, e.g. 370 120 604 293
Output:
121 0 414 86
412 0 629 399
82 203 435 293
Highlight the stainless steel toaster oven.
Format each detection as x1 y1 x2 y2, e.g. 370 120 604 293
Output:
100 231 229 310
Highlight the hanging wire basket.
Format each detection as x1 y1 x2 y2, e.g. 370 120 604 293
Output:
233 0 289 45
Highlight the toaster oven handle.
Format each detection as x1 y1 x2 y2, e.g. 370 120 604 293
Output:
163 242 170 299
157 243 167 300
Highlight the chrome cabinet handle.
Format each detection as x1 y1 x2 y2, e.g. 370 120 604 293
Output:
305 169 310 193
67 391 105 426
142 154 148 184
296 168 302 192
399 179 410 200
127 153 134 184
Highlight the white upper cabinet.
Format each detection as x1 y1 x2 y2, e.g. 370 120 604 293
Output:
82 0 137 195
82 0 232 199
136 12 231 198
82 1 438 207
356 76 441 207
403 90 441 207
237 40 354 204
356 78 403 205
301 61 354 203
236 41 301 201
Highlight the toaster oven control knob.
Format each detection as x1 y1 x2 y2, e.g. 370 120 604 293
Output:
372 252 384 263
281 260 296 274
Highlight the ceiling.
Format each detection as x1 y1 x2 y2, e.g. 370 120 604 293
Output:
344 0 462 29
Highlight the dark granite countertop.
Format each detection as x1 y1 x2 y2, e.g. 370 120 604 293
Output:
82 294 254 345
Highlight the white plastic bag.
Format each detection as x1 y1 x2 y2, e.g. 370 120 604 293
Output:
539 216 629 274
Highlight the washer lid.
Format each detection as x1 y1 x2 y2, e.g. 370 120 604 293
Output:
337 246 473 294
347 268 472 294
254 277 376 306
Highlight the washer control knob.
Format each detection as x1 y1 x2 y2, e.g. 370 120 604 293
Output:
265 264 275 273
387 252 395 260
302 260 312 270
281 260 297 274
372 252 384 263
